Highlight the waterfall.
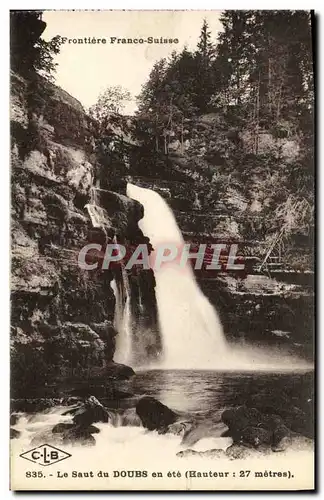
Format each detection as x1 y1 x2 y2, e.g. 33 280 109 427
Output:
110 231 134 365
85 185 134 365
110 272 133 365
84 183 311 372
84 186 109 230
126 183 227 370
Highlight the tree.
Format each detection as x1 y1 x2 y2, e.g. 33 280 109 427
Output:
137 58 168 114
89 85 132 121
194 19 216 111
10 10 60 81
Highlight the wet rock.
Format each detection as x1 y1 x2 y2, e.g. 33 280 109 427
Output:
10 428 20 439
240 426 273 447
136 396 177 432
60 397 82 406
181 421 228 447
73 407 109 427
199 448 227 458
62 427 96 447
104 362 135 380
72 408 93 427
177 449 226 459
221 429 232 437
87 424 100 434
177 449 198 458
250 391 314 439
272 436 291 452
71 395 110 427
52 423 74 434
11 398 60 413
52 422 100 438
62 406 81 416
272 425 292 452
121 408 142 427
221 405 290 449
85 395 104 408
222 406 261 433
278 405 313 437
259 413 284 430
113 390 133 400
167 421 194 437
225 444 267 460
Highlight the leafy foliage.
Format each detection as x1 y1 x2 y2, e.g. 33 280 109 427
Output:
89 86 132 121
10 11 60 81
135 12 314 268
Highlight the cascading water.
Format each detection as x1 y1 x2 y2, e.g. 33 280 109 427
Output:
111 264 133 365
126 183 313 372
84 183 310 371
126 183 227 369
85 185 134 365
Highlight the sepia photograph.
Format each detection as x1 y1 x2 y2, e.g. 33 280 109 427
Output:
9 9 315 491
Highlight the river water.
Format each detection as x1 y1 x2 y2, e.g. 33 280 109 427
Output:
117 369 314 436
11 368 314 490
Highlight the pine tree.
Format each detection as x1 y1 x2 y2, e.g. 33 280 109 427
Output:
196 19 215 68
195 19 216 112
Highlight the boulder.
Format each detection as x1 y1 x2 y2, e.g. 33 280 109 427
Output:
222 406 262 433
104 362 135 380
225 444 267 460
272 425 292 452
72 395 110 427
52 423 75 434
52 422 100 435
60 397 82 406
11 398 59 413
167 421 194 438
177 449 226 459
73 407 109 427
221 405 290 449
249 395 313 438
62 405 83 416
87 424 100 434
240 426 273 447
62 427 96 447
121 408 142 427
181 421 228 447
259 413 284 430
136 396 177 432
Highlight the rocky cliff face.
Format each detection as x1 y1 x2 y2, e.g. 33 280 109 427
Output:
10 72 155 398
10 69 313 399
126 113 314 359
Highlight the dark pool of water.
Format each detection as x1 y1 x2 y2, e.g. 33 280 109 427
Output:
116 369 314 438
12 369 314 440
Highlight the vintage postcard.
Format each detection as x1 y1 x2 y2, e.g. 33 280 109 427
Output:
10 10 315 491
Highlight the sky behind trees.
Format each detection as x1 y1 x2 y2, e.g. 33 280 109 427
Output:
42 10 222 114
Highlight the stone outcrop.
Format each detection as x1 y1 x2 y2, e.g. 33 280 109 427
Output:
10 70 150 398
221 405 293 451
125 112 314 358
136 396 178 432
10 36 313 398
